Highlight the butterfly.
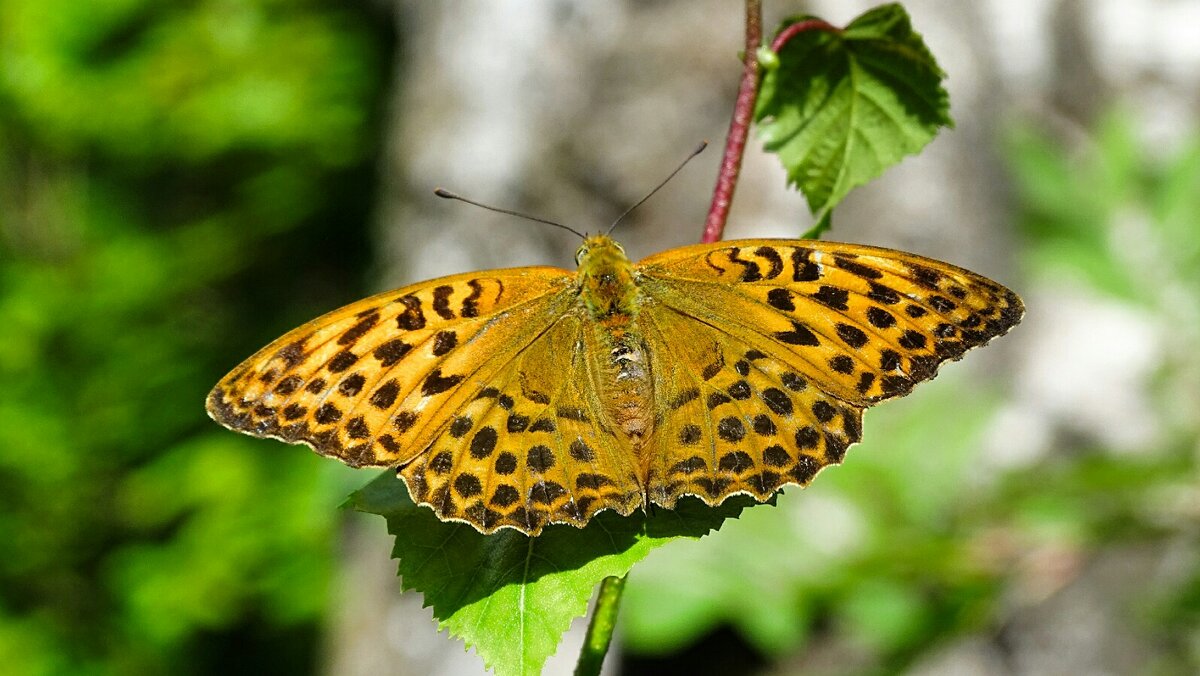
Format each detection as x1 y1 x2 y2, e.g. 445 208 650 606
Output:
207 234 1022 535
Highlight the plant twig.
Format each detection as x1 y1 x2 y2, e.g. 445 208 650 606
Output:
574 574 627 676
769 18 840 52
702 0 762 243
702 9 844 244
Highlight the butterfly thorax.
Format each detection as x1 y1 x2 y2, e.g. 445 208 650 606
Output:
577 235 638 319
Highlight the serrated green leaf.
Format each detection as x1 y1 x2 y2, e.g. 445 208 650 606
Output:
347 473 756 676
801 209 833 240
756 4 952 218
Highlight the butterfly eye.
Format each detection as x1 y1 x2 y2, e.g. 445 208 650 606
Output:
575 245 589 265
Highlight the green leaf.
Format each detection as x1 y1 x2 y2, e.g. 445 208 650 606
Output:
348 473 757 676
801 209 833 240
756 4 952 218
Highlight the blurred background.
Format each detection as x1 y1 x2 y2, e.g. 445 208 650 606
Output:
1 0 1197 674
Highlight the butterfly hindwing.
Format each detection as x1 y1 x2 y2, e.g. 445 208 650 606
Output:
638 306 861 508
397 315 644 534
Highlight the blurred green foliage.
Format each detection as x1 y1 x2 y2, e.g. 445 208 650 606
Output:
622 112 1200 673
0 1 391 674
3 1 1198 674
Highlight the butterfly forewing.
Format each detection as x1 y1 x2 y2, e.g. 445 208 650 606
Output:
207 267 573 468
637 240 1024 406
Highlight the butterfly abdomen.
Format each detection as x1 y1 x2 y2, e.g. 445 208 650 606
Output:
586 320 655 454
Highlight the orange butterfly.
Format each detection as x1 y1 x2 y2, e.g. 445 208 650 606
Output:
208 235 1022 534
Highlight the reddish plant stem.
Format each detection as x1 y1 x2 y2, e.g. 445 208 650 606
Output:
703 10 843 244
702 0 762 244
769 18 840 52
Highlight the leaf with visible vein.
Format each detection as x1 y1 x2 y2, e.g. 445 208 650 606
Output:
348 473 756 676
756 3 952 220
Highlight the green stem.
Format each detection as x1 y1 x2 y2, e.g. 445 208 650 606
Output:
574 574 627 676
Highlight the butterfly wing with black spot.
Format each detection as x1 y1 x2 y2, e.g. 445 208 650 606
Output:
635 239 1022 505
206 267 578 470
637 305 861 508
397 313 645 535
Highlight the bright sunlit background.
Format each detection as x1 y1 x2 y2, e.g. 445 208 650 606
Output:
2 1 1197 675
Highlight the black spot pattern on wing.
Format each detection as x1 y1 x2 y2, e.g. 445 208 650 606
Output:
633 238 1023 519
208 236 1021 537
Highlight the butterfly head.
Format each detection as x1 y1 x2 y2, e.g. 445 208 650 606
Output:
576 234 637 318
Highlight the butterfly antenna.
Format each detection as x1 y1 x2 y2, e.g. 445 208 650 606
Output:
605 141 708 236
434 189 588 239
